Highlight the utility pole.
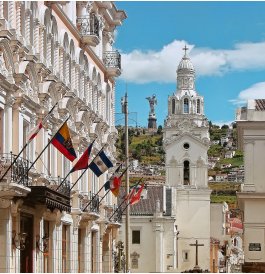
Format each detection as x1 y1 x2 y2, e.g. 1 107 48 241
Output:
121 91 130 272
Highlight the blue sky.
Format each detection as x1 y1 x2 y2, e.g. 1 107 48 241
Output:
114 1 265 127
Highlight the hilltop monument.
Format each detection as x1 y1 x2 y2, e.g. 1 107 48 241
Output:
146 94 157 131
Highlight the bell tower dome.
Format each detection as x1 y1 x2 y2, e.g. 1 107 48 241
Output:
177 45 195 91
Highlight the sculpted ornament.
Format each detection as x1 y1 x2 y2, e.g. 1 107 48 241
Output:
177 118 195 132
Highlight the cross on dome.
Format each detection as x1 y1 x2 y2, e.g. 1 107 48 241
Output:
183 44 189 57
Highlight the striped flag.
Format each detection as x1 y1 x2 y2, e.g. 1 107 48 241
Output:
88 150 113 177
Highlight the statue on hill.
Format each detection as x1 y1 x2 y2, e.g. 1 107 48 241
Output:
146 94 157 130
146 94 157 116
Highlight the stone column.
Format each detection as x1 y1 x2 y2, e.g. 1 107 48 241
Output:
65 54 70 86
12 102 24 155
8 1 15 30
59 47 64 80
0 200 12 272
71 62 76 92
47 34 52 68
4 96 15 154
25 9 31 47
75 67 79 96
0 2 3 18
54 42 59 76
15 2 22 38
39 25 45 63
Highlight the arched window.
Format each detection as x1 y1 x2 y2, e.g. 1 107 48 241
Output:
183 98 189 114
197 99 200 114
172 98 175 114
183 160 190 185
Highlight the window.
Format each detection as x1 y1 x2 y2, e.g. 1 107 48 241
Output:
62 225 69 272
183 98 189 114
132 230 140 244
183 161 190 185
172 98 175 114
183 250 189 262
183 143 190 150
43 220 50 273
197 99 200 114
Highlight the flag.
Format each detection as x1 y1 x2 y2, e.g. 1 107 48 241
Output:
89 150 113 177
130 184 145 205
27 102 58 143
51 121 77 161
104 165 123 196
70 141 94 173
27 122 43 142
104 165 124 197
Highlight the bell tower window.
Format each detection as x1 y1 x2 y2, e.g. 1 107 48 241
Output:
183 160 190 185
172 98 175 114
183 98 189 114
197 99 200 114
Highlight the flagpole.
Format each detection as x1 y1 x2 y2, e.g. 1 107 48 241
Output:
123 91 130 273
0 102 59 182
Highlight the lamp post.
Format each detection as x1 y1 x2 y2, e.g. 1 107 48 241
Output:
121 92 130 272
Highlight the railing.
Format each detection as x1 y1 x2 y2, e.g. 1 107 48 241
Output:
103 51 121 70
111 205 123 223
48 176 70 196
77 15 99 37
80 192 100 214
0 153 29 186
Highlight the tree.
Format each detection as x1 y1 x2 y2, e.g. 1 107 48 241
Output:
221 124 229 129
157 125 162 135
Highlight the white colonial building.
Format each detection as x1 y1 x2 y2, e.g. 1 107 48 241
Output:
0 1 126 273
119 49 211 272
237 99 265 272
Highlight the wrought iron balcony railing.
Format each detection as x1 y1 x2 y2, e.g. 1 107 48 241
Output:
77 15 99 37
48 176 70 196
0 152 29 186
103 51 121 70
80 192 100 214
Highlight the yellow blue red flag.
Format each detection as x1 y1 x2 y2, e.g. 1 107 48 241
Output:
51 122 77 161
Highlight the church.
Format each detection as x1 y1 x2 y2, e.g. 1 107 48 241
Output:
119 47 211 272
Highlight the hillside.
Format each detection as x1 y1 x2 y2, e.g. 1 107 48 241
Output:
116 123 243 207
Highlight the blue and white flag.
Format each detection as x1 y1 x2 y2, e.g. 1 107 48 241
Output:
89 150 113 177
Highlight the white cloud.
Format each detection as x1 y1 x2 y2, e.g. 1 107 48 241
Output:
119 40 265 84
230 82 265 105
211 120 234 128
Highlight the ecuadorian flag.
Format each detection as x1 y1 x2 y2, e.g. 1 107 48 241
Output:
51 122 77 161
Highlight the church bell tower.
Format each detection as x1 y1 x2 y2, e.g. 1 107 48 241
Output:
163 46 211 271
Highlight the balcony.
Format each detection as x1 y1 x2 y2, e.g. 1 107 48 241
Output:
77 15 100 47
0 153 31 197
25 177 71 212
80 192 100 220
107 205 122 228
103 51 121 77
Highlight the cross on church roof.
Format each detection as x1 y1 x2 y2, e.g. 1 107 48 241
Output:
183 44 189 57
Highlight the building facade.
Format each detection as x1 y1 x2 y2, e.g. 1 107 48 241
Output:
0 1 126 272
236 99 265 272
163 48 211 272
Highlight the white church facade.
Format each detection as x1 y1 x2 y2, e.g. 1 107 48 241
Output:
119 48 211 272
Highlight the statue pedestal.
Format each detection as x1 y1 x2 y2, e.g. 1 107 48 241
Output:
148 116 157 131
